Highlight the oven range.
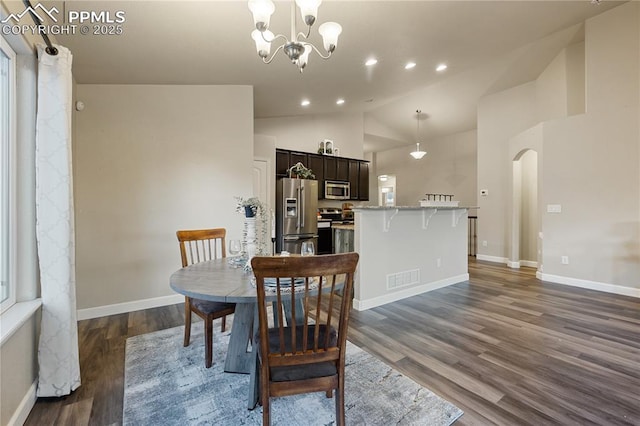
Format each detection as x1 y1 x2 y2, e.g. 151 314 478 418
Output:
317 208 354 254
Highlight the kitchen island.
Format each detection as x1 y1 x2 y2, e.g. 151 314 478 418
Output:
352 206 472 311
332 223 354 253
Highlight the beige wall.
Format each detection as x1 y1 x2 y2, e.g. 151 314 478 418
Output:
255 112 364 160
477 82 538 258
542 109 639 288
586 3 639 112
536 49 568 122
0 315 38 425
74 85 253 310
566 41 586 116
519 150 538 263
375 130 477 208
478 2 640 293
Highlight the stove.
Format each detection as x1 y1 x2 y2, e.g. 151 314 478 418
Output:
318 207 343 221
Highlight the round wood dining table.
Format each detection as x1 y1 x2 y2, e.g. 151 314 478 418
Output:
170 257 307 409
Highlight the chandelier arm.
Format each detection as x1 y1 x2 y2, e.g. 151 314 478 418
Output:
261 43 287 65
305 42 332 60
261 32 289 45
296 25 312 41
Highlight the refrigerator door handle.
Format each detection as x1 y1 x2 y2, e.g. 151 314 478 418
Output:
296 187 301 230
300 185 305 228
283 234 318 241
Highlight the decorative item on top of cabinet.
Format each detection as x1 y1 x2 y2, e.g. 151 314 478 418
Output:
287 162 315 179
317 139 334 155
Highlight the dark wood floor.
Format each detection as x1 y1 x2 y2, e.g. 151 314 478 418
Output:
26 259 640 425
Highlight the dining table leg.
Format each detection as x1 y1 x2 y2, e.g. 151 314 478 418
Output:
248 305 261 410
224 302 255 374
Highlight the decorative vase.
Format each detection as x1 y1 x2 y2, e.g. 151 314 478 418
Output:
244 206 255 217
243 217 257 271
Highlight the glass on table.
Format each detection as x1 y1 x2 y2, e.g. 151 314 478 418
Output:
228 239 242 256
300 241 315 256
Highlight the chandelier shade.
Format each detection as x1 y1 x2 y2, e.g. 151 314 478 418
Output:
410 143 427 160
248 0 342 72
251 30 274 57
248 0 275 31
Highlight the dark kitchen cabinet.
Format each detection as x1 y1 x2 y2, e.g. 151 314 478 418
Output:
275 148 368 201
307 154 324 197
276 150 290 177
289 151 308 168
323 156 336 180
358 161 369 200
276 149 310 177
336 158 349 181
348 160 360 200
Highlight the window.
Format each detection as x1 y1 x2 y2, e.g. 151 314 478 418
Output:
1 35 16 313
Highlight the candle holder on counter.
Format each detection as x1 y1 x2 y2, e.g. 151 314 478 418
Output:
420 194 459 207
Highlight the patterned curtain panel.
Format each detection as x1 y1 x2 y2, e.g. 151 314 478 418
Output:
35 44 81 397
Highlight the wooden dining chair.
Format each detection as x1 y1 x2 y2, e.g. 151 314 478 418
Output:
251 253 359 426
176 228 236 368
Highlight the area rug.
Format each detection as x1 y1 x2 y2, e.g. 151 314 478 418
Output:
123 320 463 425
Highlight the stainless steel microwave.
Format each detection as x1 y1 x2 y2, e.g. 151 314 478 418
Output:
325 180 350 200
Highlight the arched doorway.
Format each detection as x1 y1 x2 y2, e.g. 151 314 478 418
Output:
510 149 539 269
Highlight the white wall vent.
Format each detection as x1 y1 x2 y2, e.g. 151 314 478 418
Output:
386 269 420 290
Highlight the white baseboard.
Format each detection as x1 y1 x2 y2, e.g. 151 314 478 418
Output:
539 273 640 298
77 294 184 320
8 379 37 426
477 256 537 270
353 274 469 311
476 254 508 264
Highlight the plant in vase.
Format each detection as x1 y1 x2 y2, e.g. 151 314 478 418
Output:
235 196 265 218
234 197 269 271
287 162 315 179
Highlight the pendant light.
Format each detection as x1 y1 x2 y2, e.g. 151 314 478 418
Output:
410 109 427 160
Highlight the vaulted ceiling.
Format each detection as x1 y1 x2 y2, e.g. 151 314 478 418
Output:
50 0 624 152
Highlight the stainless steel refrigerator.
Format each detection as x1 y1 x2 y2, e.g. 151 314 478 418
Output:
276 178 318 254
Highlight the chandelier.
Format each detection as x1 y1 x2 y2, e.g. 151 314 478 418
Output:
410 110 427 160
248 0 342 72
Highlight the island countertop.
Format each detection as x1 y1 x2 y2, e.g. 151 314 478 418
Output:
353 206 477 210
332 223 355 230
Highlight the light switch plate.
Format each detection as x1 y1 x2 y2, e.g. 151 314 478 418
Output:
547 204 562 213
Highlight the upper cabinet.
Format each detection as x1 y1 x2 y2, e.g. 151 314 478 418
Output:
307 154 324 189
275 148 369 201
348 160 370 201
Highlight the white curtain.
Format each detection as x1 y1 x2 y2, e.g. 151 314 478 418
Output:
35 44 81 397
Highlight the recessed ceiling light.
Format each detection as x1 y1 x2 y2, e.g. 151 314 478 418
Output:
301 99 310 106
336 99 345 105
365 58 378 66
436 63 448 72
405 62 416 70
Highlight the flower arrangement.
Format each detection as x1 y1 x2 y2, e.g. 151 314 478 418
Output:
235 196 265 218
287 162 315 179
